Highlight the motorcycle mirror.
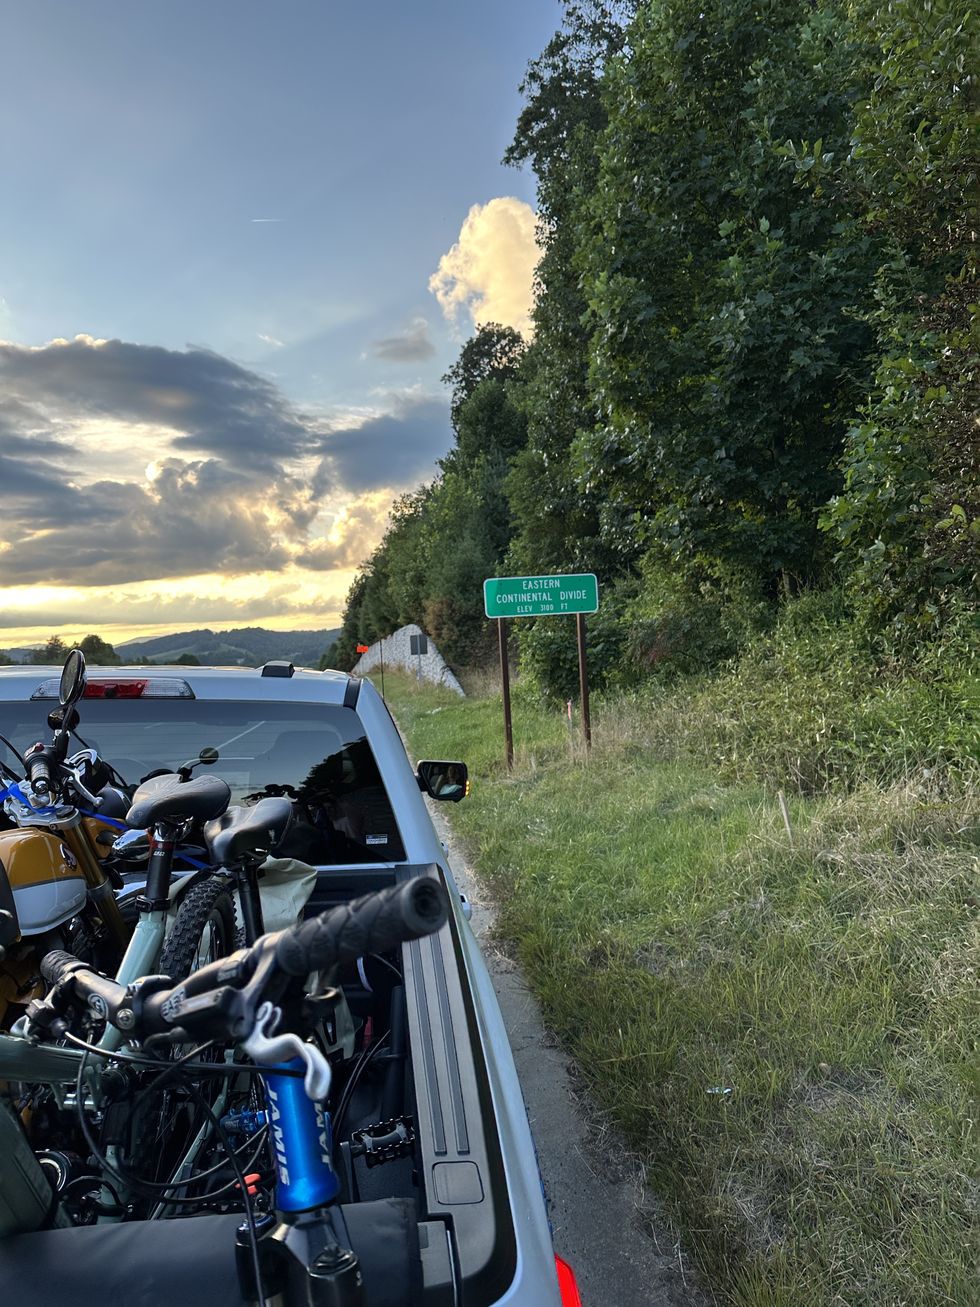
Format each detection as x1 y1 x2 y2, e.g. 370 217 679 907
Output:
176 746 219 781
59 650 87 710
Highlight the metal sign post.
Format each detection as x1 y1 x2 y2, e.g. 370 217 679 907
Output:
484 573 599 763
576 613 591 750
409 632 428 684
497 618 514 769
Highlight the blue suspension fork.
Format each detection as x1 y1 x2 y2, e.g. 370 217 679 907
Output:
261 1058 341 1212
235 1062 365 1304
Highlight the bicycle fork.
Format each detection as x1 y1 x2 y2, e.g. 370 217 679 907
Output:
235 1057 365 1307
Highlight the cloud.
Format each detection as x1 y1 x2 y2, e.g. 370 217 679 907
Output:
0 335 452 598
0 573 352 637
370 318 435 362
3 463 294 586
295 493 391 571
315 395 452 495
257 333 285 348
0 335 313 471
429 197 540 337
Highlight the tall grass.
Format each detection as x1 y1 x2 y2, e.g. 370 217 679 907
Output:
577 603 977 792
382 665 979 1307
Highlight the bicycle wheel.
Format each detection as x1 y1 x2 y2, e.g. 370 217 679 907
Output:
159 876 236 980
121 878 238 1210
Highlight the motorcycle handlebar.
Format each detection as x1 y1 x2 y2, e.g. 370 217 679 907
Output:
26 749 53 799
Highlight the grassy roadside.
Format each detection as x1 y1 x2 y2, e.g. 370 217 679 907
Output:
382 670 977 1307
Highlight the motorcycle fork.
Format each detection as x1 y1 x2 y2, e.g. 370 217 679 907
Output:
59 823 129 949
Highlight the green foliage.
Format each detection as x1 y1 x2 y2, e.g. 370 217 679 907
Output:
441 322 525 430
504 3 632 578
22 634 119 667
813 0 979 634
24 635 70 665
173 652 200 666
622 560 770 681
78 633 120 665
453 377 527 466
517 602 629 701
581 0 878 590
647 592 979 791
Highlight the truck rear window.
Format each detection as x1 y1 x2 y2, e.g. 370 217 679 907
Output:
0 700 405 865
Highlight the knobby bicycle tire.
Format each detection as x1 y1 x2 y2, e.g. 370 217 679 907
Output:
125 877 238 1203
159 875 236 981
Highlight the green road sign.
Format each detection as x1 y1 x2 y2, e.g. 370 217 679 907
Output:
483 573 599 619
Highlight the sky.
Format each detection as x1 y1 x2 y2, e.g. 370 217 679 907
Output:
0 0 561 648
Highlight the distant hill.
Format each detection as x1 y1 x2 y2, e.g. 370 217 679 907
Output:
116 626 341 667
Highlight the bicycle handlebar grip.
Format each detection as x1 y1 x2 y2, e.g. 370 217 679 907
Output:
275 879 448 977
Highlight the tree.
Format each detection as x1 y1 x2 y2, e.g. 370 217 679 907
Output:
441 324 526 431
24 635 70 665
79 634 120 665
816 0 979 635
174 652 200 665
580 0 877 595
504 2 633 578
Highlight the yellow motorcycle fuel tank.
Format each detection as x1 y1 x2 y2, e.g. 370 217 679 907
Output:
0 828 88 937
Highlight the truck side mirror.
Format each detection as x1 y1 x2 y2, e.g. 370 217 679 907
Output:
416 760 468 802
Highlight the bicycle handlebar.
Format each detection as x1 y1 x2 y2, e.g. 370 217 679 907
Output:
36 878 448 1045
276 878 445 976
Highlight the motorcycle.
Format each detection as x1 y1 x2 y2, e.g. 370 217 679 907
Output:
0 650 132 1028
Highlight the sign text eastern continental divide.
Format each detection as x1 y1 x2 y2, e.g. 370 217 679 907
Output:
483 573 599 620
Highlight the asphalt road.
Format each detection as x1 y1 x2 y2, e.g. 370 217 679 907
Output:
426 801 707 1307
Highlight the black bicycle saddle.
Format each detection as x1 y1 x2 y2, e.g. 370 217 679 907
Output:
126 773 231 830
203 796 294 866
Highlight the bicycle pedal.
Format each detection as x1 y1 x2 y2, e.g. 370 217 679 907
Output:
349 1115 415 1168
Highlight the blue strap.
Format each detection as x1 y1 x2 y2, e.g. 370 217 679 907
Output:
0 788 211 871
77 809 212 870
76 808 129 831
0 781 59 816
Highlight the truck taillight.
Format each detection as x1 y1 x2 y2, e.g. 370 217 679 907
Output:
33 677 194 700
83 678 195 699
83 679 147 698
555 1255 583 1306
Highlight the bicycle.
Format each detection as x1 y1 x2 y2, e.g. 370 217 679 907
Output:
5 876 447 1305
0 650 253 1218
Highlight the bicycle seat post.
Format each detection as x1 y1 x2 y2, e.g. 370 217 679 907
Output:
136 820 179 914
232 854 266 946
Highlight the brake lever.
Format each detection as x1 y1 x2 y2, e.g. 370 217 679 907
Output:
65 766 102 808
242 1000 332 1101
